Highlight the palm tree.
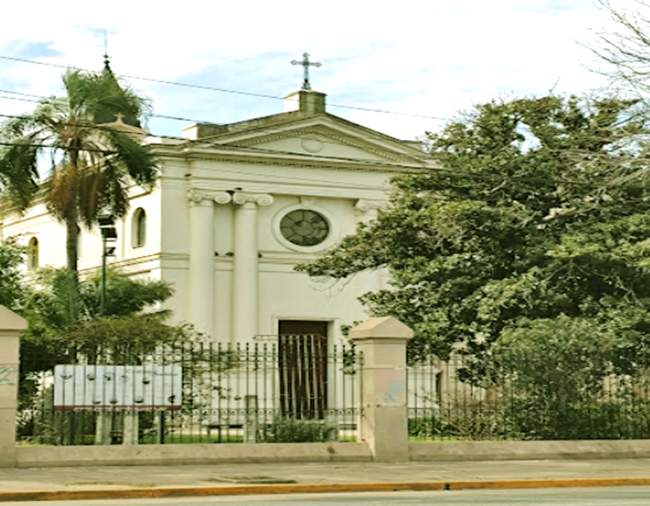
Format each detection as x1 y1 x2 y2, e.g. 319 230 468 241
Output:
0 62 158 272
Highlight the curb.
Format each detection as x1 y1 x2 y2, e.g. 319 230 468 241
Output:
2 478 650 502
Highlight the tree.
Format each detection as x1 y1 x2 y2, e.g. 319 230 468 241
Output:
0 65 158 272
297 95 650 364
589 0 650 96
0 238 28 311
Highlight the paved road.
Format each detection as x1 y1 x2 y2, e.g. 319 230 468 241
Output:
8 487 650 505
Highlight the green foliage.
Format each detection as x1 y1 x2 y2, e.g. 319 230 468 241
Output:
261 416 337 443
490 316 650 440
0 238 28 311
408 410 510 441
297 95 650 366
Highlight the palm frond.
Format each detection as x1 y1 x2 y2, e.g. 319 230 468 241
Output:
0 139 40 209
104 130 158 188
63 69 151 126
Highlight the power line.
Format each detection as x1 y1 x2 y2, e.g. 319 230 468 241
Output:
0 90 430 153
0 55 450 121
0 141 117 153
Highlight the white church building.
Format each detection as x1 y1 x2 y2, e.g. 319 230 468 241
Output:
1 86 434 346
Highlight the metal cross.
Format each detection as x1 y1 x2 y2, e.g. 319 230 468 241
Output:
291 52 321 91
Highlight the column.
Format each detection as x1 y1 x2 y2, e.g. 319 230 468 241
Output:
232 192 273 343
349 317 413 462
0 306 26 468
214 194 234 342
187 190 231 338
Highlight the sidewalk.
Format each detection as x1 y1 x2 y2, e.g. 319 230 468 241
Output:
2 459 650 501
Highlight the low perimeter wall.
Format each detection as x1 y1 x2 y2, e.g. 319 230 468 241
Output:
410 440 650 461
16 442 372 468
16 440 650 468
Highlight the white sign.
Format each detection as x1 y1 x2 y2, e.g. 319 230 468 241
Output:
53 365 182 410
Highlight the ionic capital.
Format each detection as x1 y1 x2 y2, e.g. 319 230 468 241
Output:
213 192 233 205
233 192 274 207
187 189 233 205
187 189 210 204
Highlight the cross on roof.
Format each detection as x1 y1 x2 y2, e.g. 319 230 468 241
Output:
291 52 321 91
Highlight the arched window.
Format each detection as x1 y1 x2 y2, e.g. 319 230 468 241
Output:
132 208 146 248
27 237 39 271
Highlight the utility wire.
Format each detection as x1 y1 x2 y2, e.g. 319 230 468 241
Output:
0 55 450 121
0 90 429 151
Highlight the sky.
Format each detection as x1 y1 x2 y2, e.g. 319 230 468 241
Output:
0 0 626 142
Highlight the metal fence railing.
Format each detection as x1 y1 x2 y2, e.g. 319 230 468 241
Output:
407 351 650 441
18 337 362 446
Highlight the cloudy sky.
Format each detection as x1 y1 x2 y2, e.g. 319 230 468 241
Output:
0 0 625 142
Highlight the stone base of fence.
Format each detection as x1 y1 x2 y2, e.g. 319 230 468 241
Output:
15 439 650 468
15 442 372 468
410 440 650 461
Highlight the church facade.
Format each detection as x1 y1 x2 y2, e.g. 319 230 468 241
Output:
1 89 434 346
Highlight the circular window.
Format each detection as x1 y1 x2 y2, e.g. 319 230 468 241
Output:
280 209 330 247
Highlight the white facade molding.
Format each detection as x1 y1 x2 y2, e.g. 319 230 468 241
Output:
355 199 388 214
233 192 274 207
299 196 317 208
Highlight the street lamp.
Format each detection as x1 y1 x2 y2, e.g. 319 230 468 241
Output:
98 215 117 315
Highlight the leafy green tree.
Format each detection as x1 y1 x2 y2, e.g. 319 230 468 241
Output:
0 65 157 272
297 95 650 364
0 238 28 311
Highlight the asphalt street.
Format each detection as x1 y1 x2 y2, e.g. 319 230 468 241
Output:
7 487 650 505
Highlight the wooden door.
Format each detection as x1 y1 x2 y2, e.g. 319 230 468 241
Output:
278 321 328 419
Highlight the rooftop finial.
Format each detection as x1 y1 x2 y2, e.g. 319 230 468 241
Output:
103 30 111 71
291 52 321 91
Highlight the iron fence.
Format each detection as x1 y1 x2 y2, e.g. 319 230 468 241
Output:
407 351 650 441
18 337 362 446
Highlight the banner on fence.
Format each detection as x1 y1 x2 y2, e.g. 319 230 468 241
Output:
53 364 182 410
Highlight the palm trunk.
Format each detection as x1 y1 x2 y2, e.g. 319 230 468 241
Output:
66 147 80 273
65 211 79 272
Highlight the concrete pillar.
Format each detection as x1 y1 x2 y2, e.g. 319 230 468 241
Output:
95 412 112 445
0 306 26 468
349 317 413 462
187 190 232 337
122 412 139 445
232 193 273 342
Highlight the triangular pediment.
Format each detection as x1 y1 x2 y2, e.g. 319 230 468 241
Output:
186 113 430 165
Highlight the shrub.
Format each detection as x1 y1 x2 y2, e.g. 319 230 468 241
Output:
261 416 336 443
